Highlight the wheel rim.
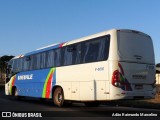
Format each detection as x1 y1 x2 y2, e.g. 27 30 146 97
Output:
58 93 62 103
15 89 18 96
54 87 64 107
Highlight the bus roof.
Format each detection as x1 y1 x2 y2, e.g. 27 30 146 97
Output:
12 55 24 59
23 29 116 56
24 42 65 56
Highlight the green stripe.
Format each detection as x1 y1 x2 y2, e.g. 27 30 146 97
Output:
42 68 54 98
120 74 125 82
9 76 15 95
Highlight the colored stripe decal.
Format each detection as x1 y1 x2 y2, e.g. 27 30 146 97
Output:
9 75 16 95
118 63 132 91
42 68 55 98
59 42 65 48
118 63 124 75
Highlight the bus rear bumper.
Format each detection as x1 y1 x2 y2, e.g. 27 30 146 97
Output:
112 89 156 100
124 91 155 99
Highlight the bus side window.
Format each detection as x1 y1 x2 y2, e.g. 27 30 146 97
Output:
82 40 99 63
63 46 73 65
23 56 31 71
34 54 40 70
81 35 110 63
63 43 81 66
32 55 37 70
29 56 33 70
40 52 48 69
73 44 81 65
54 49 61 67
47 50 55 68
97 35 110 61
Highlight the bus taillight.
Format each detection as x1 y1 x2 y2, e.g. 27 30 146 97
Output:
112 69 132 91
112 70 121 87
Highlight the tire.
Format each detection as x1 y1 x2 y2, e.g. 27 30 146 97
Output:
53 87 64 107
12 87 20 100
84 102 100 107
13 87 23 100
12 87 18 97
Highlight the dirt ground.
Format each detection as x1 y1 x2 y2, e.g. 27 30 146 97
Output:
105 86 160 109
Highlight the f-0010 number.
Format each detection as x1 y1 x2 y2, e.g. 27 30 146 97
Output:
95 67 104 71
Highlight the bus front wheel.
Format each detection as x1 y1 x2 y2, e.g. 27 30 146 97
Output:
53 87 64 107
12 87 21 100
12 87 18 97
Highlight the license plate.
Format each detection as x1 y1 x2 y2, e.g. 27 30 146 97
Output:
135 85 143 89
132 75 146 79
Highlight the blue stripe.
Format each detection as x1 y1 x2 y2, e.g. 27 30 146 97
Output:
15 68 56 98
24 44 60 56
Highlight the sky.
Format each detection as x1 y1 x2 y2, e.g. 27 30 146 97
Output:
0 0 160 63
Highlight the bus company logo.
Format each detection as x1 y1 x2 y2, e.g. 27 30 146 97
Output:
2 112 11 117
18 74 33 80
2 112 42 118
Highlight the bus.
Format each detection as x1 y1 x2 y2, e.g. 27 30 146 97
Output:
5 29 156 107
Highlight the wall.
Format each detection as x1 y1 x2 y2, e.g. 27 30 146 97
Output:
156 73 160 85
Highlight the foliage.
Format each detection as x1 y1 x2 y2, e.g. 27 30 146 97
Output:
156 63 160 67
0 55 14 72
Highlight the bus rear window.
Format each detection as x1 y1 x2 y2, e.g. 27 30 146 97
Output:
117 31 154 64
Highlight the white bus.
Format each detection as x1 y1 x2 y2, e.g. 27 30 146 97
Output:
5 29 156 107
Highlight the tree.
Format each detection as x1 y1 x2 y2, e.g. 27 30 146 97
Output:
156 63 160 74
156 63 160 67
0 55 14 82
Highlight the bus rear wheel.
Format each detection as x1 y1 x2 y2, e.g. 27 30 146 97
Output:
53 87 64 107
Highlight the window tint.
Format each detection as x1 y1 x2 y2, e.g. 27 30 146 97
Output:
23 56 31 71
62 43 81 65
35 53 41 69
73 44 81 64
12 59 19 73
46 50 55 68
12 58 23 72
18 58 23 72
10 35 110 72
32 55 37 70
81 35 110 63
29 56 34 70
63 44 81 65
40 52 46 69
54 49 61 67
97 36 110 61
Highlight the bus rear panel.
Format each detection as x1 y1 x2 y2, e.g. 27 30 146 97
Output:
110 30 156 100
